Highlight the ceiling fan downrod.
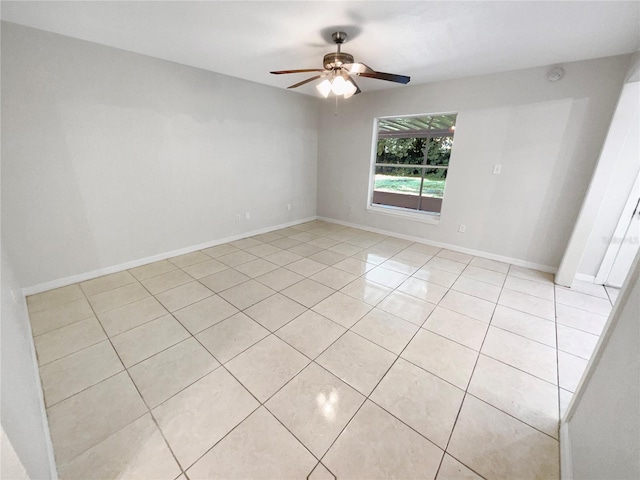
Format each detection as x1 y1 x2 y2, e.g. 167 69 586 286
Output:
323 31 354 70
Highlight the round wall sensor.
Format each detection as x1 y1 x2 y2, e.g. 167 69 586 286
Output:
547 67 565 82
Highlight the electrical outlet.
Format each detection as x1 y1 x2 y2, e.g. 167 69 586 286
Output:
287 203 291 211
245 212 251 220
348 205 354 212
493 164 502 175
458 224 466 233
236 214 241 222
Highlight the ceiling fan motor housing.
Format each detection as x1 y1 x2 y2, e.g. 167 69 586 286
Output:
323 52 354 70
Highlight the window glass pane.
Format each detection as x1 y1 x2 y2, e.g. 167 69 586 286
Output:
374 166 421 195
421 168 448 199
425 136 453 167
376 138 426 165
371 113 456 218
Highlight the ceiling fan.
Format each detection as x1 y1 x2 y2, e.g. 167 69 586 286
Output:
270 31 410 99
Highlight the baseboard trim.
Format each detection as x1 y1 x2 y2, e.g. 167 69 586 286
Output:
317 216 558 274
574 272 597 283
22 216 317 296
18 293 59 479
560 422 572 479
23 214 560 295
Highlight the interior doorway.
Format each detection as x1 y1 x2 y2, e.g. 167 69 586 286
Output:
596 173 640 288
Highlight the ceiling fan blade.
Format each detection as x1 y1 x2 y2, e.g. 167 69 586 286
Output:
359 71 411 84
343 63 376 75
287 75 323 89
271 69 325 75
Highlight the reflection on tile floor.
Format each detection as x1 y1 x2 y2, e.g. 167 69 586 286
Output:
27 220 616 480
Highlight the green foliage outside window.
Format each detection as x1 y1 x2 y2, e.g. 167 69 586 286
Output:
376 136 452 179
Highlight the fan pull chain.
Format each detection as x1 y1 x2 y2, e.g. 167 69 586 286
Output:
334 95 339 116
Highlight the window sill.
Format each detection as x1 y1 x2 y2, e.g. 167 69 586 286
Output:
366 204 441 225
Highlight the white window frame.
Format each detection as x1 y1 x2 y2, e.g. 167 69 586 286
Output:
366 112 457 225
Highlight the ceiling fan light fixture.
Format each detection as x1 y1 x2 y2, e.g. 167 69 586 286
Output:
343 79 357 99
331 75 347 95
316 79 332 97
271 30 410 98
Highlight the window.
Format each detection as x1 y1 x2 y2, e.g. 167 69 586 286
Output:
369 113 457 220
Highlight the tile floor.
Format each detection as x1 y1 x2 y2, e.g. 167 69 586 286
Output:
26 220 616 480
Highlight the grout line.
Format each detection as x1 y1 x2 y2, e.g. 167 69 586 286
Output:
31 312 96 339
433 264 511 477
30 221 583 479
46 286 185 475
88 283 187 476
553 272 563 471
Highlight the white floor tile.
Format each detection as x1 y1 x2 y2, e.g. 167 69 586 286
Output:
481 327 557 384
468 257 510 274
451 276 501 303
340 278 392 306
436 454 482 479
276 310 346 359
155 281 213 312
413 265 459 289
27 284 84 313
57 414 181 480
498 288 555 321
316 332 396 396
129 338 219 407
423 307 488 351
30 298 95 336
225 335 310 402
468 355 559 438
558 350 588 392
111 315 190 367
491 305 556 347
80 271 137 297
377 291 436 326
187 407 316 479
323 401 443 480
40 340 123 406
439 290 495 323
352 308 419 354
196 312 269 363
556 303 608 336
557 323 599 360
47 373 147 466
153 368 258 468
281 278 334 308
402 329 477 390
189 258 229 280
448 395 559 480
266 363 365 457
371 358 464 448
244 293 307 331
173 295 238 334
199 268 249 293
28 225 613 480
504 275 555 301
555 287 612 317
461 264 506 287
98 297 168 337
34 317 106 365
219 279 275 310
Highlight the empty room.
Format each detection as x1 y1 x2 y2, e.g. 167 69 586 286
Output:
2 2 639 479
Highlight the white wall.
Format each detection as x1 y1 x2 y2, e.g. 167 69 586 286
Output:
1 426 30 480
577 82 639 278
562 251 640 479
1 248 57 479
317 56 630 270
1 22 319 289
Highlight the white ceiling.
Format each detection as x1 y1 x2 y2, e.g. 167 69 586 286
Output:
2 1 639 97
